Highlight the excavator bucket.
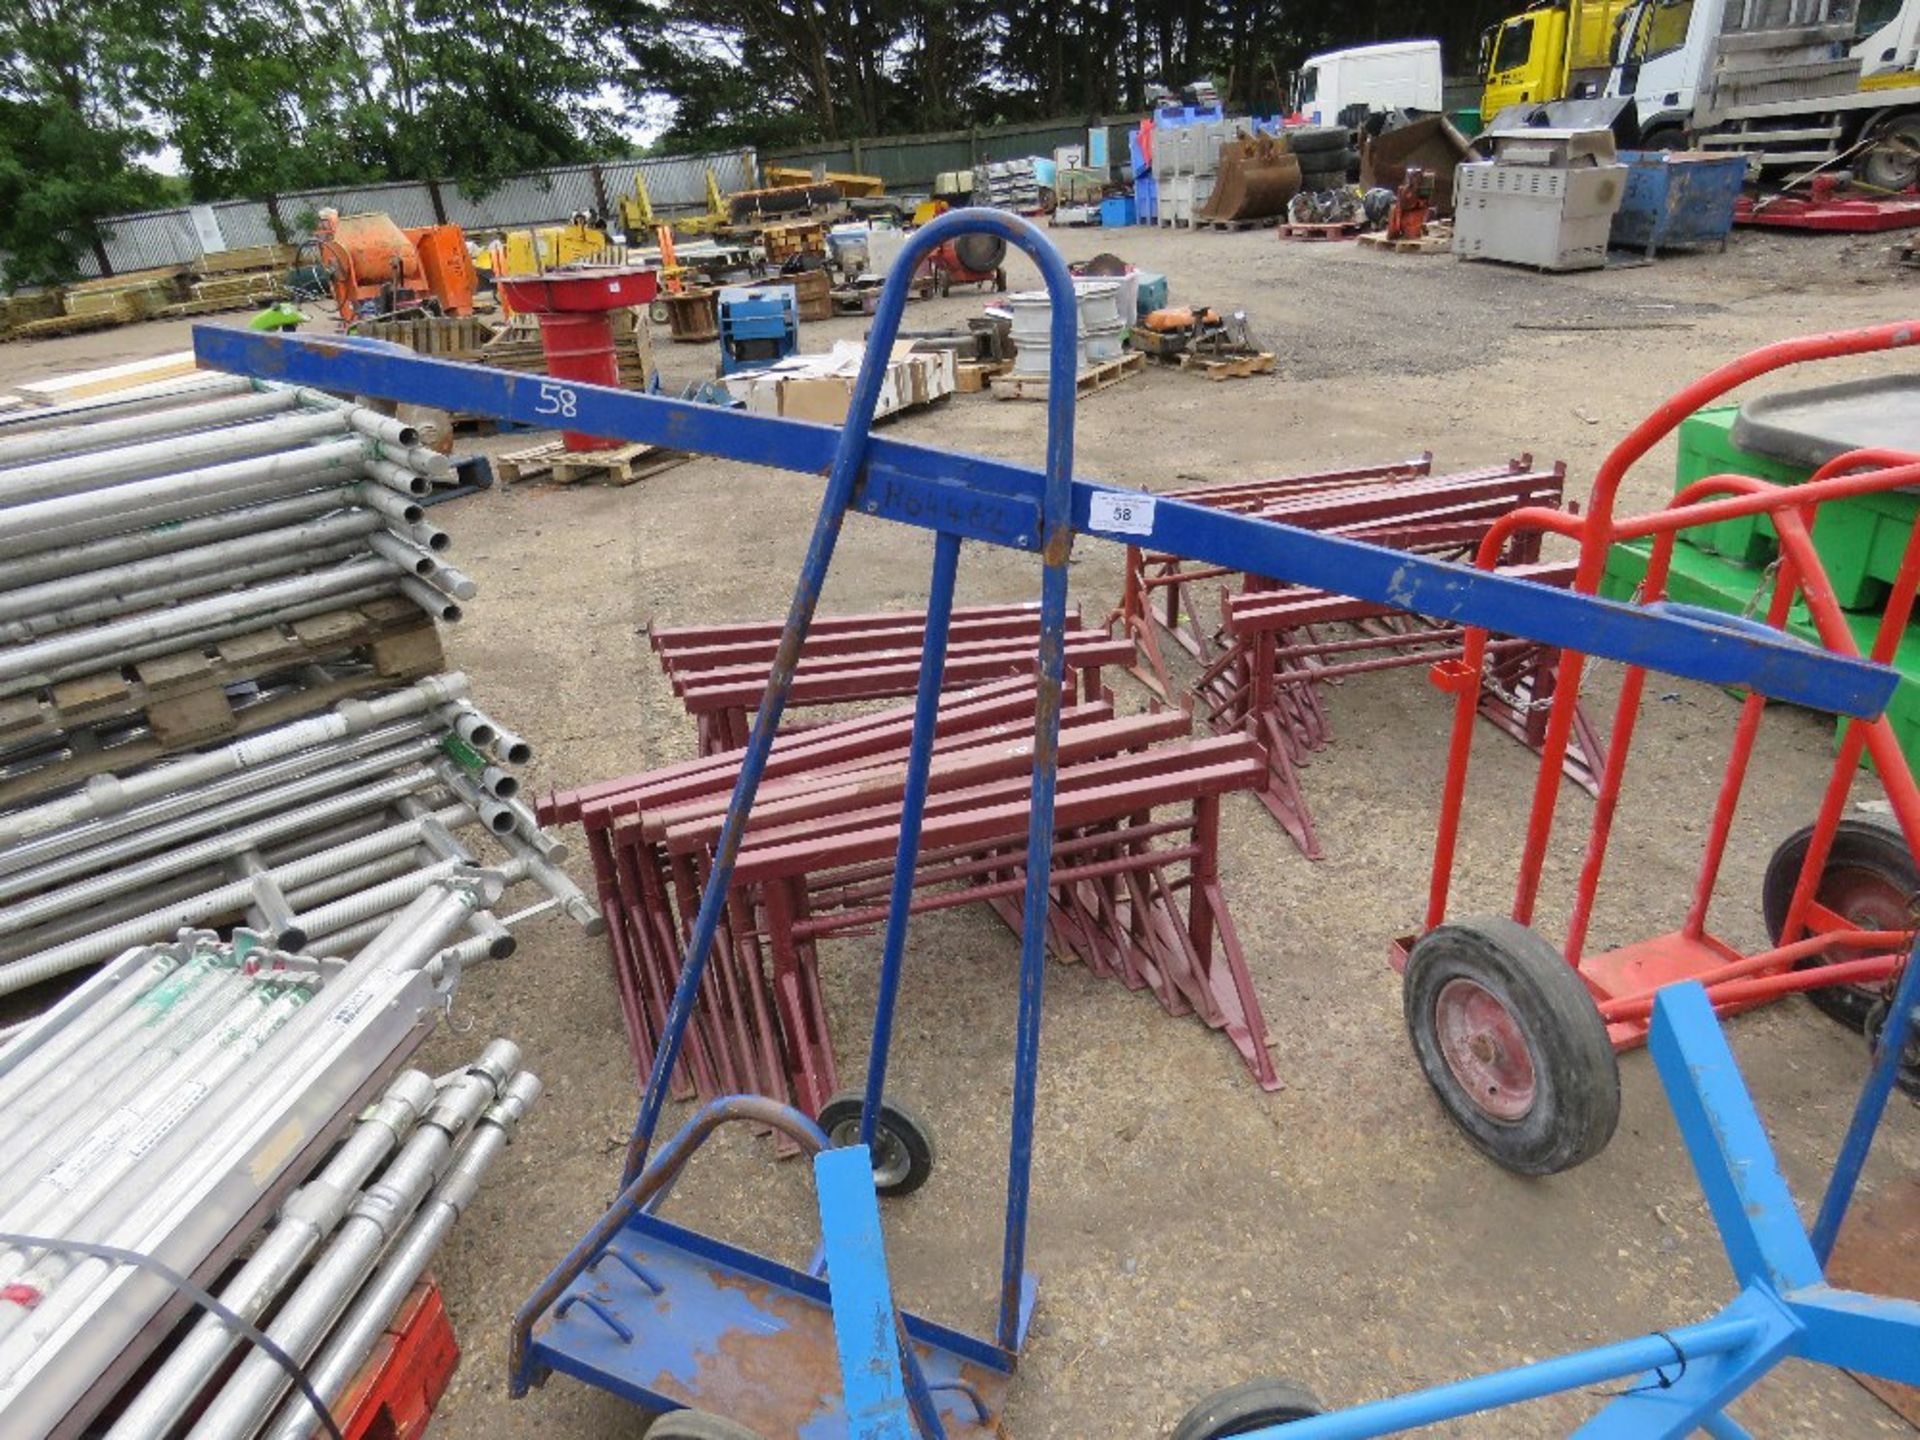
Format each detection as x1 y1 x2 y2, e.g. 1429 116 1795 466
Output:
1195 134 1303 223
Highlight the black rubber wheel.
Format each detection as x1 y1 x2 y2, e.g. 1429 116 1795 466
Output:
1863 996 1920 1101
817 1091 936 1197
647 1410 766 1440
1172 1378 1328 1439
1763 818 1916 1032
1404 917 1620 1176
647 298 671 326
935 268 952 297
1286 125 1350 155
993 266 1008 292
1300 171 1348 192
1862 114 1920 195
1639 125 1689 153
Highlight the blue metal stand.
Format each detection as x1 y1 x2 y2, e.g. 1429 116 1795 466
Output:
188 210 1905 1440
1220 948 1920 1439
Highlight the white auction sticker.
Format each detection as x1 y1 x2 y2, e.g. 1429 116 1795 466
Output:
1089 491 1156 537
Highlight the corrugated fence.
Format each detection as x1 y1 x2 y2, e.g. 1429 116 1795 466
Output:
767 114 1145 190
65 150 757 279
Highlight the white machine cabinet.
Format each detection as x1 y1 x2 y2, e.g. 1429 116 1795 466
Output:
1452 128 1628 272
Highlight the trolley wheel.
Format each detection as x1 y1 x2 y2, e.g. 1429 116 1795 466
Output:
648 298 671 326
646 1409 766 1440
993 267 1008 292
935 268 952 297
1763 818 1917 1033
1171 1378 1328 1439
817 1091 936 1197
1404 917 1620 1176
1863 996 1920 1101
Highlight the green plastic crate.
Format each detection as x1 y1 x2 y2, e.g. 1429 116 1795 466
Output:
1604 538 1920 776
1672 404 1917 611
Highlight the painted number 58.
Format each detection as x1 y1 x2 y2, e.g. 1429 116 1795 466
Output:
536 381 579 419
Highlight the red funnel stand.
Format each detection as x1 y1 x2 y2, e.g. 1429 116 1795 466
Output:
495 268 660 450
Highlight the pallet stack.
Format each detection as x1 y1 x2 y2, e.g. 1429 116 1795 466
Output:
1 246 297 341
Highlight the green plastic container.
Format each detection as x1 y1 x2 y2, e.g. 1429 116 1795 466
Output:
1673 406 1803 565
1604 537 1920 776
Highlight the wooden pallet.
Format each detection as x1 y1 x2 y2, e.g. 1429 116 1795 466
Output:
495 438 690 487
0 598 443 809
1357 226 1454 255
1198 216 1281 231
1138 348 1277 380
991 350 1145 402
1280 222 1362 241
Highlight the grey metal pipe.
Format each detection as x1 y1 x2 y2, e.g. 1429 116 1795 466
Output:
0 535 377 643
255 1071 541 1440
0 373 251 438
0 804 476 994
0 410 381 508
279 848 429 914
0 441 369 560
0 488 359 591
366 530 436 578
0 510 382 627
398 575 463 623
0 720 438 881
364 457 431 497
292 856 509 950
98 1070 439 1440
351 483 424 526
0 767 440 938
377 441 451 478
493 824 600 932
0 559 400 695
403 519 452 553
420 558 479 602
181 1045 518 1440
439 704 496 749
434 762 566 861
0 389 303 470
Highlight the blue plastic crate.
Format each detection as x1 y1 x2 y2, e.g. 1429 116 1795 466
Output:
1099 196 1136 228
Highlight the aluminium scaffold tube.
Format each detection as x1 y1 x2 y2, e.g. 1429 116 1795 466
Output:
291 856 526 950
0 407 414 508
0 510 386 629
0 766 443 938
0 388 305 470
0 558 404 693
181 1043 521 1440
398 575 463 623
0 372 251 438
0 441 372 559
97 1069 441 1440
0 535 379 644
0 718 441 879
0 803 477 993
0 889 502 1393
256 1070 543 1440
0 487 365 590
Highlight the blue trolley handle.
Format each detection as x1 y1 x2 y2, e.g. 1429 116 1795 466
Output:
617 207 1080 1352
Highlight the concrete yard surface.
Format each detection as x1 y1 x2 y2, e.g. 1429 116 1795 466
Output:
4 222 1917 1438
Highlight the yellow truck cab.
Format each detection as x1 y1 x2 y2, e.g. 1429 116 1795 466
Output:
1480 0 1633 121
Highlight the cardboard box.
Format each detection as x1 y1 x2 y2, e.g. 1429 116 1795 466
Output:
724 341 951 425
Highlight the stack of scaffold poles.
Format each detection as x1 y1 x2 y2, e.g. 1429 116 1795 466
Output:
0 674 597 1013
1110 453 1603 857
0 372 480 805
541 671 1282 1128
0 881 541 1440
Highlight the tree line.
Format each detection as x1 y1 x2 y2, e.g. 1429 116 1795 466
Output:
3 0 1514 284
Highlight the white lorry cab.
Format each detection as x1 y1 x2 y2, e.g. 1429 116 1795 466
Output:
1293 40 1445 128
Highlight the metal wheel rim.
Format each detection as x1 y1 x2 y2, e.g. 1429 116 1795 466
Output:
829 1116 912 1188
1811 864 1911 979
1434 977 1537 1122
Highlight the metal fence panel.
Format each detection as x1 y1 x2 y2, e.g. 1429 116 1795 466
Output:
211 200 279 249
443 167 600 229
97 210 203 272
280 181 439 229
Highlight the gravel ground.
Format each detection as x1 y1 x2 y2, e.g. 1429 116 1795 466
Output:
3 222 1918 1438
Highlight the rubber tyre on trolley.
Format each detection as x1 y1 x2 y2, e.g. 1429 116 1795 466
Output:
817 1091 937 1197
1763 817 1917 1033
1173 1378 1329 1438
1403 916 1620 1176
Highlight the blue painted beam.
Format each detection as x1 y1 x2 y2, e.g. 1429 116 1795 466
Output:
815 1146 917 1440
190 326 1898 720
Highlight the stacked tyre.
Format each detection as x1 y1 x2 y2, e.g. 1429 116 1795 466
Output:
1288 125 1356 190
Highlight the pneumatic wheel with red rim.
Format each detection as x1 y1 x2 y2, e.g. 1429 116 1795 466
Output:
1763 818 1917 1033
1404 917 1620 1176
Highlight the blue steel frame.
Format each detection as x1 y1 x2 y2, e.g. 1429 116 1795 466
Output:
191 209 1903 1436
1229 949 1920 1439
